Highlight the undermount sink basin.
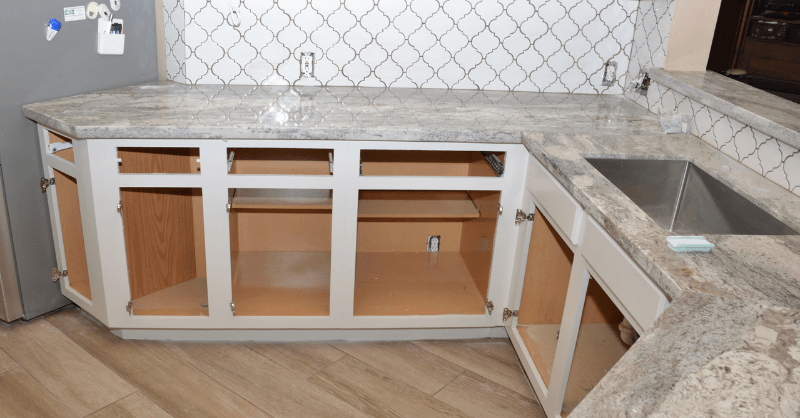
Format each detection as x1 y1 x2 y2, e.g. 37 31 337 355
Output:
586 158 798 236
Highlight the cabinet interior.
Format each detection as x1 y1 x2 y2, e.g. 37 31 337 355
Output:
228 188 332 316
227 148 333 175
354 190 500 316
517 209 629 400
561 278 628 416
360 150 504 177
516 209 572 387
53 169 91 300
118 147 200 174
121 187 207 316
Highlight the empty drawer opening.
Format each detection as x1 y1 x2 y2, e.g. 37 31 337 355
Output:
48 132 75 163
227 148 334 175
360 150 505 177
118 148 200 174
354 190 500 316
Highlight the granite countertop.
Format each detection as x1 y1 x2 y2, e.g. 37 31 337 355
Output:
22 81 660 141
24 82 800 416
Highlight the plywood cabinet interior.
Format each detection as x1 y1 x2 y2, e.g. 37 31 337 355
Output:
228 148 333 175
118 148 200 174
361 150 504 177
120 188 207 316
48 132 74 163
53 170 91 300
354 190 500 316
228 188 332 316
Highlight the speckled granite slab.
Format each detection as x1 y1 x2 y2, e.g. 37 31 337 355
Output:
22 81 660 141
522 132 800 417
649 68 800 150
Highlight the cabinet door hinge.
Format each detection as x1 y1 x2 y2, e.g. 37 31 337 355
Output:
515 209 535 225
485 299 494 315
498 205 503 216
52 268 67 282
503 308 519 322
117 200 123 213
126 300 133 315
226 202 232 213
230 300 236 315
41 177 55 193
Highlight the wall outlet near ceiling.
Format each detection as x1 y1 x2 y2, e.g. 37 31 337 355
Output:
427 235 440 252
300 52 315 78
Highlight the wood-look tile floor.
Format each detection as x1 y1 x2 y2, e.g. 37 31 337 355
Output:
0 307 545 418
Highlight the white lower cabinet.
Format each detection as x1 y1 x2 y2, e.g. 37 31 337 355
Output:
38 126 669 414
505 156 669 418
38 130 527 334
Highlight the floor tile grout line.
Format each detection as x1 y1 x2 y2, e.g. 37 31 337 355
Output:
157 341 277 418
4 318 126 418
242 342 346 380
40 311 143 417
305 352 350 381
430 369 465 398
414 341 536 399
45 310 241 418
302 355 383 418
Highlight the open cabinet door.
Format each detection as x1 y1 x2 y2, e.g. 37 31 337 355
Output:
507 187 650 417
38 127 94 312
505 190 581 417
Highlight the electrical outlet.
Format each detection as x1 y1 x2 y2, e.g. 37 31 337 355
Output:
300 52 315 78
602 60 617 87
427 235 440 252
629 71 651 95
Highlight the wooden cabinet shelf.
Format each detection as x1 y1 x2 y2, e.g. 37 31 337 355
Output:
230 189 481 219
230 189 333 210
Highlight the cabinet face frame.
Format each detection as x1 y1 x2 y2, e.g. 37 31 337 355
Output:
64 135 525 330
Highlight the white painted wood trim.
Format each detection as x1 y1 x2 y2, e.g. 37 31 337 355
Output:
112 325 503 342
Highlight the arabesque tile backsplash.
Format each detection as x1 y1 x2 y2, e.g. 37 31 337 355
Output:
163 0 641 93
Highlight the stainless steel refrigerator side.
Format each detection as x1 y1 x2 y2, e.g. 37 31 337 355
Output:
0 167 23 322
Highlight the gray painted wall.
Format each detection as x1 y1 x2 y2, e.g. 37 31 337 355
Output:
0 1 158 319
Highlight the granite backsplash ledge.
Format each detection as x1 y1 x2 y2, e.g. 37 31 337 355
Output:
630 69 800 199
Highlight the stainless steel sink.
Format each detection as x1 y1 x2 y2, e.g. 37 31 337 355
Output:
586 158 798 235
